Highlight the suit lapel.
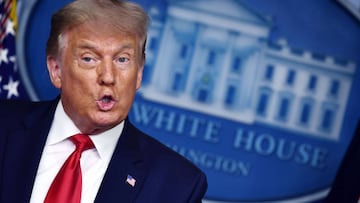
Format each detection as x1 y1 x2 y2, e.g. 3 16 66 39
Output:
1 99 57 202
1 100 150 203
95 120 149 203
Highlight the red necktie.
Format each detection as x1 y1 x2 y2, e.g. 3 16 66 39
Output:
44 134 95 203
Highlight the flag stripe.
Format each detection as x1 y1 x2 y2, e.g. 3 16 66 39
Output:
0 0 27 100
0 0 12 42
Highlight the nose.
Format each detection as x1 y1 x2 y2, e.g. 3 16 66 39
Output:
97 59 115 85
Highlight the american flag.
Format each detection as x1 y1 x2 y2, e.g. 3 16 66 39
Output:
0 0 28 100
126 174 136 187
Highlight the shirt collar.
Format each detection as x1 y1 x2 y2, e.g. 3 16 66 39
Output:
47 100 123 159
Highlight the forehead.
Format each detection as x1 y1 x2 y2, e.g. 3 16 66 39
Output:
61 21 139 51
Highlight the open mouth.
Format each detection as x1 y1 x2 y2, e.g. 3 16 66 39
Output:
96 95 116 111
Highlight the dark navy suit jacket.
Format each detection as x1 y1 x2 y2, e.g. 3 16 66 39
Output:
324 120 360 203
0 98 207 203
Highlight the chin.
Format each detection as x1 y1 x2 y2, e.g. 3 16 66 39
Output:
94 114 123 127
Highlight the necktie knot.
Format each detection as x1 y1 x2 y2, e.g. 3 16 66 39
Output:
70 133 95 152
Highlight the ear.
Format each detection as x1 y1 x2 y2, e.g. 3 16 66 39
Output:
47 55 62 89
135 65 144 90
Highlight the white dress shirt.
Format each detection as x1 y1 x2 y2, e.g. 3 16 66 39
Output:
29 100 123 203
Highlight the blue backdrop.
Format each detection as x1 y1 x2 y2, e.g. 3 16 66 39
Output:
1 0 360 202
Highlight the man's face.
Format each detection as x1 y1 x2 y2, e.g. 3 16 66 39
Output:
47 21 144 134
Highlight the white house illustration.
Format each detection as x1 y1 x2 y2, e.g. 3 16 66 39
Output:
139 0 356 140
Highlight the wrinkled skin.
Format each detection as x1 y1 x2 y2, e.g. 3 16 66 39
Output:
47 20 144 135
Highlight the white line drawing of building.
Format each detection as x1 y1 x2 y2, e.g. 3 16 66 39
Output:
139 0 356 140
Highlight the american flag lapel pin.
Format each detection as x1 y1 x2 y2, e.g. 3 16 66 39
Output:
126 174 136 187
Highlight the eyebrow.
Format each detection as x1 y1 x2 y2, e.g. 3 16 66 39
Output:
76 40 136 54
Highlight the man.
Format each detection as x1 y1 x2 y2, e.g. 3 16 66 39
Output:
324 120 360 203
0 0 207 202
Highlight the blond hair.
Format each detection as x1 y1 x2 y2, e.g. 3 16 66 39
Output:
46 0 149 63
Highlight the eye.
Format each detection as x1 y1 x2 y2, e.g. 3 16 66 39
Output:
78 53 98 69
114 56 131 69
117 57 129 63
82 56 94 63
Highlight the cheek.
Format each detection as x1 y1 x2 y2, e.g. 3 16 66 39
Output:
69 60 98 80
62 68 97 93
119 68 140 85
